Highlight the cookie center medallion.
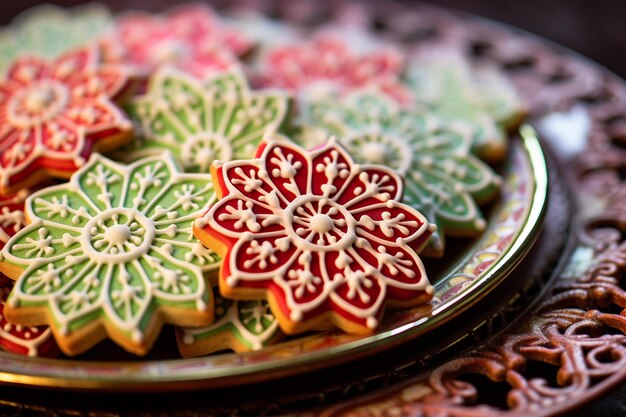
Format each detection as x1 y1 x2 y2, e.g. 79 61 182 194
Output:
152 40 189 64
8 81 69 127
81 208 155 263
361 142 389 165
309 213 334 234
181 133 233 172
103 224 132 246
286 196 356 252
346 133 413 176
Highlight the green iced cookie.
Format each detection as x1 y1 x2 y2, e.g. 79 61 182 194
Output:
177 295 282 356
0 3 111 75
407 49 525 163
115 69 290 173
0 153 219 356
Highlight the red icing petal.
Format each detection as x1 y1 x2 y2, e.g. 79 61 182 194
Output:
51 48 95 81
0 129 37 171
335 166 402 208
219 162 283 206
228 234 298 278
62 100 125 133
353 242 429 291
5 56 49 86
41 120 80 153
353 201 430 246
68 68 128 101
262 141 310 200
309 141 354 198
210 196 286 236
277 250 328 320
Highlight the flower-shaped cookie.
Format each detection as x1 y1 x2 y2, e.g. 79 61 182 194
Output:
300 92 501 256
407 49 525 163
102 4 252 79
0 47 132 196
257 37 413 105
194 137 435 335
0 3 111 75
178 295 281 357
0 283 57 357
0 153 217 356
118 70 290 173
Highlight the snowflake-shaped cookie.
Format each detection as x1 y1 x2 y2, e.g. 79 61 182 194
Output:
0 3 111 75
407 48 526 163
300 92 502 256
118 70 290 173
194 137 435 335
102 4 252 80
0 47 132 196
177 295 281 357
0 153 217 356
256 37 413 106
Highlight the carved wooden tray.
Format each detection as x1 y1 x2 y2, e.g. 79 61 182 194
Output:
0 0 624 415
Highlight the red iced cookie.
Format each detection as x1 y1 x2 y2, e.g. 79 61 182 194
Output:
0 47 132 195
194 137 435 335
257 37 413 105
102 4 252 80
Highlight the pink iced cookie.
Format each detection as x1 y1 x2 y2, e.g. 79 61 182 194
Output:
102 4 253 80
257 37 413 105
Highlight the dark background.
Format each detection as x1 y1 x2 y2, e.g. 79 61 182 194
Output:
0 1 625 416
2 0 626 79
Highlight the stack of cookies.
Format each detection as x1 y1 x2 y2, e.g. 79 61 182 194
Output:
0 3 524 358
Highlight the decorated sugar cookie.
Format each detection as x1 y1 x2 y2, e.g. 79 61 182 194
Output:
102 4 252 80
117 69 289 173
0 47 133 196
257 37 413 106
177 295 281 357
0 3 111 75
194 137 435 335
0 283 57 357
0 153 217 356
299 92 502 256
407 48 525 163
